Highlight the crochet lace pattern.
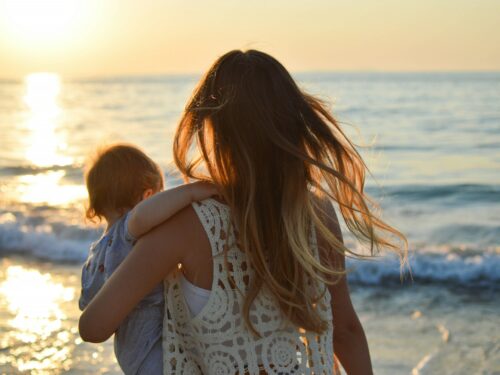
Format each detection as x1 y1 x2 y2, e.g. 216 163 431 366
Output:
163 199 334 374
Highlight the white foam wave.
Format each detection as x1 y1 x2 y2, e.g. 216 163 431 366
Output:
0 219 499 288
347 247 500 287
0 220 91 263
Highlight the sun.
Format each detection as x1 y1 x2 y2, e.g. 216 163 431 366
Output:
0 0 83 46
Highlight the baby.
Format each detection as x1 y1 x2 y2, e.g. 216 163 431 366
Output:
78 144 216 375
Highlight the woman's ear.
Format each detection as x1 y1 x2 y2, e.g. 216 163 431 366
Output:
142 188 154 200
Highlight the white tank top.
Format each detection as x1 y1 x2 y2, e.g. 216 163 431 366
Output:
180 275 210 317
162 198 334 374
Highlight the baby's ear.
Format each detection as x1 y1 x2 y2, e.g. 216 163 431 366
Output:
142 188 154 200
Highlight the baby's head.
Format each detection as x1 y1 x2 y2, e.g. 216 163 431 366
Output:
85 144 164 222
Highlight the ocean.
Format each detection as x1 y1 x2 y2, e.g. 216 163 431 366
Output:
0 72 499 374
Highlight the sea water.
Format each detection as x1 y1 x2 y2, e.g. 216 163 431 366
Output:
0 72 499 374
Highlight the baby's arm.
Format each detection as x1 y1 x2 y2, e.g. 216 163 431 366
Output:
127 181 217 239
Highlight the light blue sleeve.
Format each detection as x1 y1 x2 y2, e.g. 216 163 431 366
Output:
103 212 136 280
78 259 91 311
79 240 107 310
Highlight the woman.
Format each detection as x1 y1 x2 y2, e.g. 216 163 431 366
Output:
79 50 406 374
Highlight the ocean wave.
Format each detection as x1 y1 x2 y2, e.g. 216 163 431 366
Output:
0 164 173 185
367 183 500 204
430 224 500 246
0 214 95 263
0 164 79 177
0 218 498 289
346 247 500 289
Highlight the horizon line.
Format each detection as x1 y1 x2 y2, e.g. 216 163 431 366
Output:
1 69 499 82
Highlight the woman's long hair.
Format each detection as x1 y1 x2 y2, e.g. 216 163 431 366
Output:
174 50 407 335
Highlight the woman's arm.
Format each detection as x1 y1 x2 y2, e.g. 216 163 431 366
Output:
79 205 197 343
329 262 372 374
317 199 373 375
127 181 217 239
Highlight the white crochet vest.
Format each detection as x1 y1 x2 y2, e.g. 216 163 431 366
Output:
163 199 334 374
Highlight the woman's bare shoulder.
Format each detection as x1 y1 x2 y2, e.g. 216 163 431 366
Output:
138 203 207 259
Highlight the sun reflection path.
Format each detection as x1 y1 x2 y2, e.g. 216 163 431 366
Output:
10 73 88 207
16 171 87 207
0 265 75 373
23 73 73 168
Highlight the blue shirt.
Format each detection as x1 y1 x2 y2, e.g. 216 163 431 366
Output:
79 212 163 375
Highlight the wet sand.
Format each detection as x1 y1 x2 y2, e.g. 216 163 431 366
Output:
0 256 120 374
0 256 498 374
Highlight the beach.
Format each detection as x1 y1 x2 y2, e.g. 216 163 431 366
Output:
0 256 120 374
1 256 498 374
1 72 499 374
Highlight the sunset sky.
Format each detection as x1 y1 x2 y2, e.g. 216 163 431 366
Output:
0 0 499 79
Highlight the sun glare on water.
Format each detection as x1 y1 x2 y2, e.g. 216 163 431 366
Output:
0 264 75 372
23 73 71 167
10 73 87 206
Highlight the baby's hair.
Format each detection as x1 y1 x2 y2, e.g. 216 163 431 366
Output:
85 143 164 221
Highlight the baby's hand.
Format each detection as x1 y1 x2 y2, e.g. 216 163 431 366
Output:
188 181 219 202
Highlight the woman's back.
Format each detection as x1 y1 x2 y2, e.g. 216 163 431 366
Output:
79 50 405 375
164 199 334 374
